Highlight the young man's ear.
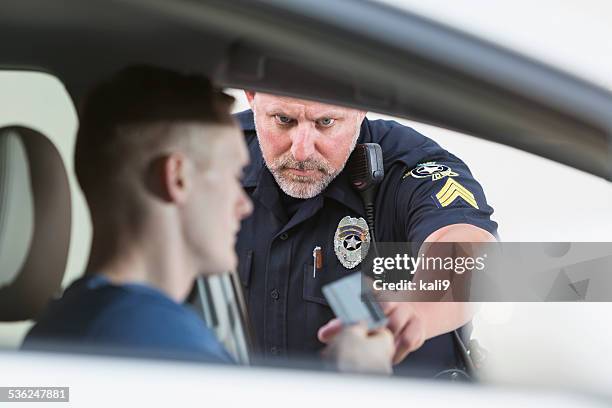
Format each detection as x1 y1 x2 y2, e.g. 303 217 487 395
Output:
244 90 256 109
148 154 190 204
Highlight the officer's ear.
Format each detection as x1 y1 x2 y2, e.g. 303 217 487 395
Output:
244 90 256 109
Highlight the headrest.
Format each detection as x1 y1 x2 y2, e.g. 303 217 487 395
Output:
0 126 71 321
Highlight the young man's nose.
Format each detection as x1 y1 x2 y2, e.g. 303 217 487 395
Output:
290 125 316 162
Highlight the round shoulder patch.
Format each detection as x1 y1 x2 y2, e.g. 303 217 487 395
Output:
404 161 458 181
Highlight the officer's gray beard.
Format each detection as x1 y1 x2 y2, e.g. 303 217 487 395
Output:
254 113 361 199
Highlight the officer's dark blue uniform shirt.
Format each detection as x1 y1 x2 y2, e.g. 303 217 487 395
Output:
235 109 497 376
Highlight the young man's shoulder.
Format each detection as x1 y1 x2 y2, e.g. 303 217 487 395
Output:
23 276 232 363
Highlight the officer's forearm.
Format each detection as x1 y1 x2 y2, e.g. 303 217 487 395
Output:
413 223 496 339
411 301 474 340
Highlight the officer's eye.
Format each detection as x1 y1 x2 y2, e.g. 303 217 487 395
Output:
317 118 335 127
274 115 294 125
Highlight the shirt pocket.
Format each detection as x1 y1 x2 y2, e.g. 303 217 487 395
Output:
301 262 355 352
302 259 355 306
302 263 330 306
301 263 333 352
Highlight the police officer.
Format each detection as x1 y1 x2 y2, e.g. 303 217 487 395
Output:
235 92 497 376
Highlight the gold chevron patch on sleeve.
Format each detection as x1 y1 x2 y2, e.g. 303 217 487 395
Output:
435 178 479 209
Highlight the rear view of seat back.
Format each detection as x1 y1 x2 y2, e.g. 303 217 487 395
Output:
0 126 71 321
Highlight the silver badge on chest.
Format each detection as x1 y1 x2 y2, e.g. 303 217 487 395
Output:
334 216 370 269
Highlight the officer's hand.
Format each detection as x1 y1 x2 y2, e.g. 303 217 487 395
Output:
321 322 394 375
380 301 426 364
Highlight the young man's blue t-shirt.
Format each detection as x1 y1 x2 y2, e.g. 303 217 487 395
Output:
22 275 233 363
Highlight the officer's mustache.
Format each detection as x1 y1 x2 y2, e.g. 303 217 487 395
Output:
276 155 333 176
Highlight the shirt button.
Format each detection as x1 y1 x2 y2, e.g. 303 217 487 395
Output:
270 346 279 355
270 289 280 300
279 232 289 241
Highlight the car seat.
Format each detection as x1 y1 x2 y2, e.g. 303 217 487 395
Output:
0 126 71 321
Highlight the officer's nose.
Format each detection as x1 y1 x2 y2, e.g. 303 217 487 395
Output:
290 125 316 162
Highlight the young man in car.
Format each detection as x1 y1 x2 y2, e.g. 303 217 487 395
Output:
235 92 498 376
23 66 394 374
